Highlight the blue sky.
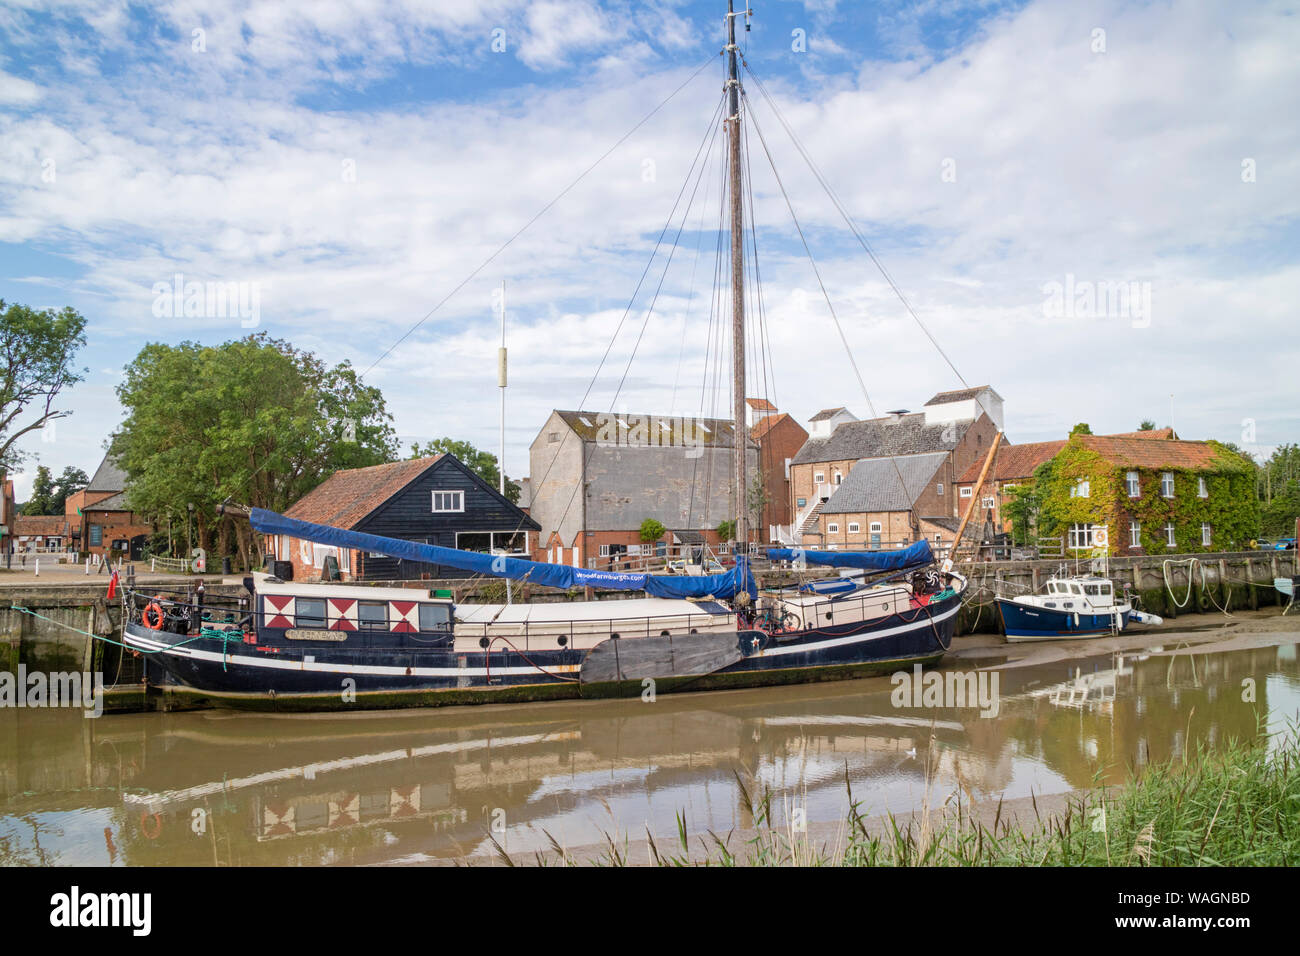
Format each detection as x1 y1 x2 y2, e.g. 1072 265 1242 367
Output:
1 0 1297 500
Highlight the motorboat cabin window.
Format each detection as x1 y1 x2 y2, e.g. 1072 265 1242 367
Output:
296 598 326 628
359 601 388 630
418 604 452 631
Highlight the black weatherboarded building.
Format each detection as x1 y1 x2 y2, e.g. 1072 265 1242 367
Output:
272 454 539 581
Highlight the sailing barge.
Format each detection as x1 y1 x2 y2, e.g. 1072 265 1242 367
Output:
121 511 965 706
119 1 975 708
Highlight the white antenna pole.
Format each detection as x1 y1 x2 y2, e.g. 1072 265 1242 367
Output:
499 280 511 605
1169 393 1174 436
499 280 507 496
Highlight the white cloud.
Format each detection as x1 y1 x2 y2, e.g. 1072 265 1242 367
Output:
2 0 1298 482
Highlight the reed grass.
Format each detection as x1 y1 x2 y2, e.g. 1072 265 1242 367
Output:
512 718 1300 867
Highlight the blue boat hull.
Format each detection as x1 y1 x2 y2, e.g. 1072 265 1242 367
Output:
995 598 1127 640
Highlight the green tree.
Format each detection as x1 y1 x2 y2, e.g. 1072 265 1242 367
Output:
0 301 88 469
50 466 89 514
409 438 519 503
1069 423 1093 436
21 465 55 515
1262 479 1300 537
1002 482 1042 546
716 519 736 542
1137 420 1156 431
113 335 397 568
639 518 666 544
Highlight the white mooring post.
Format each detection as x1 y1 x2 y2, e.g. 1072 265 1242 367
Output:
85 558 90 575
34 559 39 577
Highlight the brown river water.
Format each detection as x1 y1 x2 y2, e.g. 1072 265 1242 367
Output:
2 621 1298 865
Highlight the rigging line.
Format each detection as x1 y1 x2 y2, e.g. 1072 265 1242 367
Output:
359 51 722 381
687 142 731 534
500 89 728 571
741 114 780 531
548 91 730 555
742 88 918 529
668 132 719 417
742 62 984 412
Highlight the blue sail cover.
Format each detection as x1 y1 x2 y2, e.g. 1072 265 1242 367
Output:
766 539 933 573
249 508 756 600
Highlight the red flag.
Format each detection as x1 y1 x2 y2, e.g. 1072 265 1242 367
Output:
106 570 119 600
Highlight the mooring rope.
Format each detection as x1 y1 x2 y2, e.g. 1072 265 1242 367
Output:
8 604 246 671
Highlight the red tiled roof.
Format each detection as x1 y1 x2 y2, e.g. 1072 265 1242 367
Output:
1107 427 1178 440
14 515 65 536
1075 436 1225 470
284 456 444 529
745 397 777 410
958 440 1066 484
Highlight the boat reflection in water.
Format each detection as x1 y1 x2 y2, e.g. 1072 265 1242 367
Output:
0 642 1296 865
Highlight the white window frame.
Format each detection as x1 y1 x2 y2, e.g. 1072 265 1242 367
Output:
1161 472 1175 498
1165 522 1176 548
1198 476 1208 498
1070 479 1090 499
598 544 611 557
981 496 996 510
814 472 825 484
847 522 860 534
936 483 943 496
1126 471 1140 497
1068 523 1094 550
826 522 839 534
959 487 972 499
1130 520 1141 548
869 521 882 534
431 490 464 513
1201 523 1211 546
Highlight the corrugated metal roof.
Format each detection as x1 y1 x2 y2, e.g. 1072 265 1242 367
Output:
808 406 850 422
821 452 949 514
924 385 996 406
793 413 971 465
554 410 754 448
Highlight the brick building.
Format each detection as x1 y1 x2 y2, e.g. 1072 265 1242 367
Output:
266 454 538 582
67 455 155 559
1030 432 1255 556
955 428 1185 540
13 514 67 551
0 476 14 553
527 409 758 567
747 400 809 545
789 387 1002 544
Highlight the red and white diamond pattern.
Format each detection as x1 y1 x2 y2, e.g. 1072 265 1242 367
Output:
390 600 417 632
265 595 294 629
328 598 358 631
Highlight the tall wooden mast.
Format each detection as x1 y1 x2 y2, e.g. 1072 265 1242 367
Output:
726 0 747 548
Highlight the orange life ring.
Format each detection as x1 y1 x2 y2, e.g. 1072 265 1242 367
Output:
143 602 166 630
140 812 162 839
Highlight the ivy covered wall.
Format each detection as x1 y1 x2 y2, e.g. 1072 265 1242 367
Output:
1033 438 1259 555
